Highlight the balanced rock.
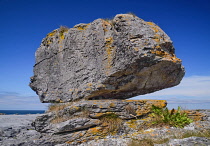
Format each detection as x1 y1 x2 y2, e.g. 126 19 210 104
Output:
30 14 184 103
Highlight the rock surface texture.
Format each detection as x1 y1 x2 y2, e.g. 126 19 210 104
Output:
33 100 167 134
18 14 203 146
1 110 210 146
30 14 184 103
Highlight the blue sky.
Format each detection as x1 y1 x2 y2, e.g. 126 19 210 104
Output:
0 0 210 110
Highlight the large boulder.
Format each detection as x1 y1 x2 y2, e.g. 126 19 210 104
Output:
30 14 184 103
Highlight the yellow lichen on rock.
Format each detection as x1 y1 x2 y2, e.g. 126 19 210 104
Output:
146 22 160 33
75 23 90 31
47 30 57 37
105 37 115 75
126 119 138 129
102 20 111 32
86 88 92 91
151 49 181 63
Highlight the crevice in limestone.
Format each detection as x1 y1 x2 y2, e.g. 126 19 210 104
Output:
143 71 152 89
54 125 97 135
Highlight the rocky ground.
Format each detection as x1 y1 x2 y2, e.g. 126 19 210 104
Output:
0 110 209 146
0 114 42 146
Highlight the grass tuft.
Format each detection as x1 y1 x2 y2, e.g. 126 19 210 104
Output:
126 12 137 17
100 113 123 134
47 102 72 112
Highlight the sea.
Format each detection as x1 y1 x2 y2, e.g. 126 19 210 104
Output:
0 110 45 115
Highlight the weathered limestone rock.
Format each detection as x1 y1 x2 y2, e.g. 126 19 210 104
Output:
30 14 184 103
33 100 166 134
30 102 210 145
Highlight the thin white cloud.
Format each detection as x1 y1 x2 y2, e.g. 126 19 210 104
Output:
0 91 48 110
132 75 210 104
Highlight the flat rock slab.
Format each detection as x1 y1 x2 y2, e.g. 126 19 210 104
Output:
0 114 43 128
33 100 167 134
30 14 184 103
0 114 43 146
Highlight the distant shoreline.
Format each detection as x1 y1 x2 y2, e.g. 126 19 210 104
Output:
0 110 45 115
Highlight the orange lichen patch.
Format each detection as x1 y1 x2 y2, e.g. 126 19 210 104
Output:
102 20 110 32
86 88 92 91
91 113 105 118
183 110 206 121
147 22 160 33
69 89 73 92
70 106 80 111
59 26 68 40
87 83 93 87
147 22 155 26
79 133 84 137
136 108 150 116
146 100 167 108
126 119 138 129
151 49 181 63
134 47 139 51
117 14 126 18
109 103 115 108
105 37 115 75
153 39 160 43
60 35 65 40
47 40 52 45
47 30 57 37
153 34 161 42
75 24 90 30
150 133 156 136
125 100 143 103
153 27 159 33
87 127 102 135
66 141 73 144
96 83 106 88
155 45 161 49
125 100 167 116
55 98 63 103
143 128 155 134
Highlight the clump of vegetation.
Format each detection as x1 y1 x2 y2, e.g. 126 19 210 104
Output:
125 104 136 117
151 105 193 128
47 102 72 112
128 137 169 146
48 103 64 112
100 113 123 134
51 115 68 124
128 138 154 146
76 106 90 118
126 12 137 17
59 26 69 38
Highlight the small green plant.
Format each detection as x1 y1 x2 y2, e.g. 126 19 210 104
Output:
151 105 193 128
